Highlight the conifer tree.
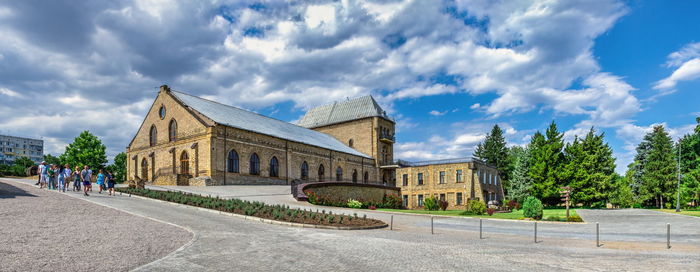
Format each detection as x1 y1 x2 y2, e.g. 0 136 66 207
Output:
676 117 700 207
474 125 510 192
637 125 676 208
527 122 566 205
561 128 616 207
507 146 532 204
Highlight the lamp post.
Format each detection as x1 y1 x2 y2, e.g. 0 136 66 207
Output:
676 140 681 212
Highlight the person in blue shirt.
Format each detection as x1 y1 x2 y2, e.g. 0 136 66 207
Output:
106 170 116 196
96 169 106 194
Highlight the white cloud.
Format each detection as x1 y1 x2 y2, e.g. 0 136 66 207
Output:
654 58 700 90
0 87 20 98
428 110 447 116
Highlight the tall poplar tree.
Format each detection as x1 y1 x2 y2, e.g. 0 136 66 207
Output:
474 125 510 192
527 121 565 205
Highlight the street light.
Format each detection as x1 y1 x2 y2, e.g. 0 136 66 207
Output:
676 139 681 212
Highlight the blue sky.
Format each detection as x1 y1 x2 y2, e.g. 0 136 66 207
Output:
0 0 698 173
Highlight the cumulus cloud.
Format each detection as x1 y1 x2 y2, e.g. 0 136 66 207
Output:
0 0 640 162
654 42 700 90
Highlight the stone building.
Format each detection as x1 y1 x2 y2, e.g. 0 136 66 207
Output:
395 158 504 209
126 85 389 186
298 95 396 186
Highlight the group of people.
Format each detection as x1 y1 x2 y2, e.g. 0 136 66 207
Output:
36 161 116 196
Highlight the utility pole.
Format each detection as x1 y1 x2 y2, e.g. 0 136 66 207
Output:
560 186 571 219
676 140 681 212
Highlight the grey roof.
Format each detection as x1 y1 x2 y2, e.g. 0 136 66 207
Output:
397 157 481 167
171 91 372 159
297 95 392 128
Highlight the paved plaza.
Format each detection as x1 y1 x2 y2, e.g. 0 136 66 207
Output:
2 178 699 271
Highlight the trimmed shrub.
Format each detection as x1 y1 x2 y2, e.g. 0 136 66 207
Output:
462 200 486 215
347 199 363 209
567 215 583 222
522 196 543 220
424 196 439 211
486 208 495 216
382 193 402 209
507 200 519 211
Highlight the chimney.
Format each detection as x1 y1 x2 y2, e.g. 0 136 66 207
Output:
159 85 171 93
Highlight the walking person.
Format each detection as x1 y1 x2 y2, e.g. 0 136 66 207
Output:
38 161 48 189
47 165 56 190
73 166 82 192
61 164 71 192
96 169 106 194
57 164 66 192
81 166 91 196
86 166 93 192
106 170 116 196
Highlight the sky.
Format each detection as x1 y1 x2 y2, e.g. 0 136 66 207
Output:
0 0 698 173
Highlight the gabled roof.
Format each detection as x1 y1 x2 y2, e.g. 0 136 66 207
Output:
297 95 392 128
396 157 494 168
171 91 372 159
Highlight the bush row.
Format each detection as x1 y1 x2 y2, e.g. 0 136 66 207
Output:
117 187 385 227
306 191 402 209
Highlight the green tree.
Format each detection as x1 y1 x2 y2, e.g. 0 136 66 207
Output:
13 156 35 168
676 117 700 207
609 174 634 208
561 128 616 207
636 125 676 208
59 131 107 170
474 125 511 192
107 152 127 183
507 146 532 203
43 154 62 165
528 122 565 206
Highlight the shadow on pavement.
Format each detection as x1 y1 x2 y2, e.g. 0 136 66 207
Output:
0 180 37 199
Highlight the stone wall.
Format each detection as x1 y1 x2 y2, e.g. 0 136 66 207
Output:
302 182 400 204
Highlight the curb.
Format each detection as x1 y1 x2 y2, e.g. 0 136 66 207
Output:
359 208 588 225
120 191 388 230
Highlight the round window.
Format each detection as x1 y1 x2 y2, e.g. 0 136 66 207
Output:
159 105 166 119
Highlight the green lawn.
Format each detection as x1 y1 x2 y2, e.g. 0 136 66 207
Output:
377 208 579 221
655 209 700 217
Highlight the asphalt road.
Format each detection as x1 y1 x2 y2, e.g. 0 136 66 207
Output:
4 178 699 271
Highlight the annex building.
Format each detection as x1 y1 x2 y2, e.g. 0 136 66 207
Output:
396 158 504 209
126 85 395 186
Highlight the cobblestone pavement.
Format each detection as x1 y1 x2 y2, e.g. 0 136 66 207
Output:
0 179 192 272
4 178 699 271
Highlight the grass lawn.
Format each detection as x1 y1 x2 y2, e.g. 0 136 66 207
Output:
655 209 700 217
377 208 580 221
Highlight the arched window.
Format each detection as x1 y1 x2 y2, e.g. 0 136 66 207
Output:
300 161 309 180
352 170 358 183
249 153 260 175
318 164 325 182
180 151 189 175
169 119 177 142
364 171 369 183
141 158 148 180
269 156 279 177
348 139 354 147
227 149 239 173
336 167 343 181
149 125 157 147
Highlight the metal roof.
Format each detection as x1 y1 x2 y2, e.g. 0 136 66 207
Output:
397 157 480 167
171 91 372 159
297 95 392 128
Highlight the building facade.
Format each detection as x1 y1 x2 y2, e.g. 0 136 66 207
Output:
395 158 504 209
126 86 384 186
0 135 44 165
298 96 396 186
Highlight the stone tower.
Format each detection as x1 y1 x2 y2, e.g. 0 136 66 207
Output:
298 95 396 185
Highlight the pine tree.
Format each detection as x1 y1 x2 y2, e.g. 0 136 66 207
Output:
60 131 108 170
638 125 676 208
609 174 634 208
677 117 700 207
527 122 565 206
562 128 616 207
507 146 532 204
474 125 511 192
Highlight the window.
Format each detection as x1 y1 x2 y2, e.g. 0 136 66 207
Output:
352 170 358 183
348 139 354 147
439 194 445 201
364 171 369 183
489 173 492 184
227 150 239 173
180 151 189 175
456 170 462 183
336 167 343 181
402 195 408 207
141 158 148 180
418 195 424 207
269 156 279 177
249 153 260 175
417 173 423 185
494 175 498 186
159 105 166 119
149 125 157 147
402 174 408 186
169 119 177 142
456 193 463 205
439 171 445 184
301 161 309 180
317 164 324 181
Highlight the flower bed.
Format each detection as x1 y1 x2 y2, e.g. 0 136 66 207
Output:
117 187 386 228
306 191 402 209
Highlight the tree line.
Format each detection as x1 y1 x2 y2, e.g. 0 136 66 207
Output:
475 118 700 209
